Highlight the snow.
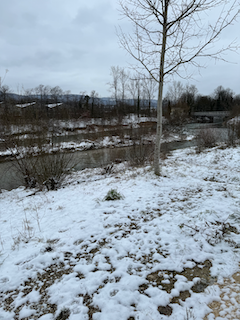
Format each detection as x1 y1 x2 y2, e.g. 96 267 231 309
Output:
1 146 240 319
15 102 36 108
0 114 191 159
47 103 63 108
228 116 240 124
0 129 192 159
19 306 36 319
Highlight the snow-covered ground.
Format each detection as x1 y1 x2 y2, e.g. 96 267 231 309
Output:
59 115 159 130
0 115 157 137
1 146 240 320
227 116 240 125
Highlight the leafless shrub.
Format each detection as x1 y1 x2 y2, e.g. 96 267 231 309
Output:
12 151 74 190
127 138 154 166
225 119 240 146
4 123 75 190
102 163 114 175
233 122 240 139
226 125 236 146
11 212 35 249
195 128 217 152
169 110 189 127
180 218 236 246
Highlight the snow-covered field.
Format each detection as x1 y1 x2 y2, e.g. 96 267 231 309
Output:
1 146 240 320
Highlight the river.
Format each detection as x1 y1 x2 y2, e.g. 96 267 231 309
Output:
0 122 227 191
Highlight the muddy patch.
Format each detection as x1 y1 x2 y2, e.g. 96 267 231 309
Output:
140 260 216 313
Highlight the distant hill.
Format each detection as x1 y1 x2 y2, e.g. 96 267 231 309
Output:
1 93 158 108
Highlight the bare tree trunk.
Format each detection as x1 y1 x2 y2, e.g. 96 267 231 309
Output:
118 0 239 175
154 4 168 175
154 85 163 175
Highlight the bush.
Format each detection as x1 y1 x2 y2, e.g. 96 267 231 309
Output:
195 128 217 152
127 139 154 166
4 124 75 190
169 110 188 126
226 119 240 146
104 189 123 201
102 163 114 175
14 152 74 190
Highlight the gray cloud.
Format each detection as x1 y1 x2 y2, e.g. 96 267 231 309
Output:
0 0 239 97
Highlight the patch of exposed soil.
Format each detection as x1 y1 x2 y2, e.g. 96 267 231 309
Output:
140 260 216 314
204 269 240 320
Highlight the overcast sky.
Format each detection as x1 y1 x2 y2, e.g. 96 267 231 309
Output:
0 0 239 98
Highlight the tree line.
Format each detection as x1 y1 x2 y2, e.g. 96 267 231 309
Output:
164 81 240 119
0 72 239 126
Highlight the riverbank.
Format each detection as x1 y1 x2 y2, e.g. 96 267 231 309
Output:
1 146 240 319
0 114 231 162
0 120 228 191
0 119 196 161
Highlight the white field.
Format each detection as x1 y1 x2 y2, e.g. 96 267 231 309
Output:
0 146 240 320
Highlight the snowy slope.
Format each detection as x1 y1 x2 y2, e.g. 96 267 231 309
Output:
0 146 240 320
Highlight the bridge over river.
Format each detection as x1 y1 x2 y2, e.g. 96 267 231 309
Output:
192 111 230 122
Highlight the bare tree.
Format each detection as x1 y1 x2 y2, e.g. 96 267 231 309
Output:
128 73 142 116
174 83 199 116
166 81 184 105
64 90 72 105
109 66 130 117
109 66 120 105
35 84 45 108
35 84 51 107
0 69 9 89
184 84 198 114
90 90 99 116
43 85 51 104
0 84 11 126
24 88 34 101
0 85 11 104
165 81 198 122
142 77 157 115
119 67 129 102
49 86 63 119
79 91 86 110
118 0 239 175
50 86 63 105
213 85 234 110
